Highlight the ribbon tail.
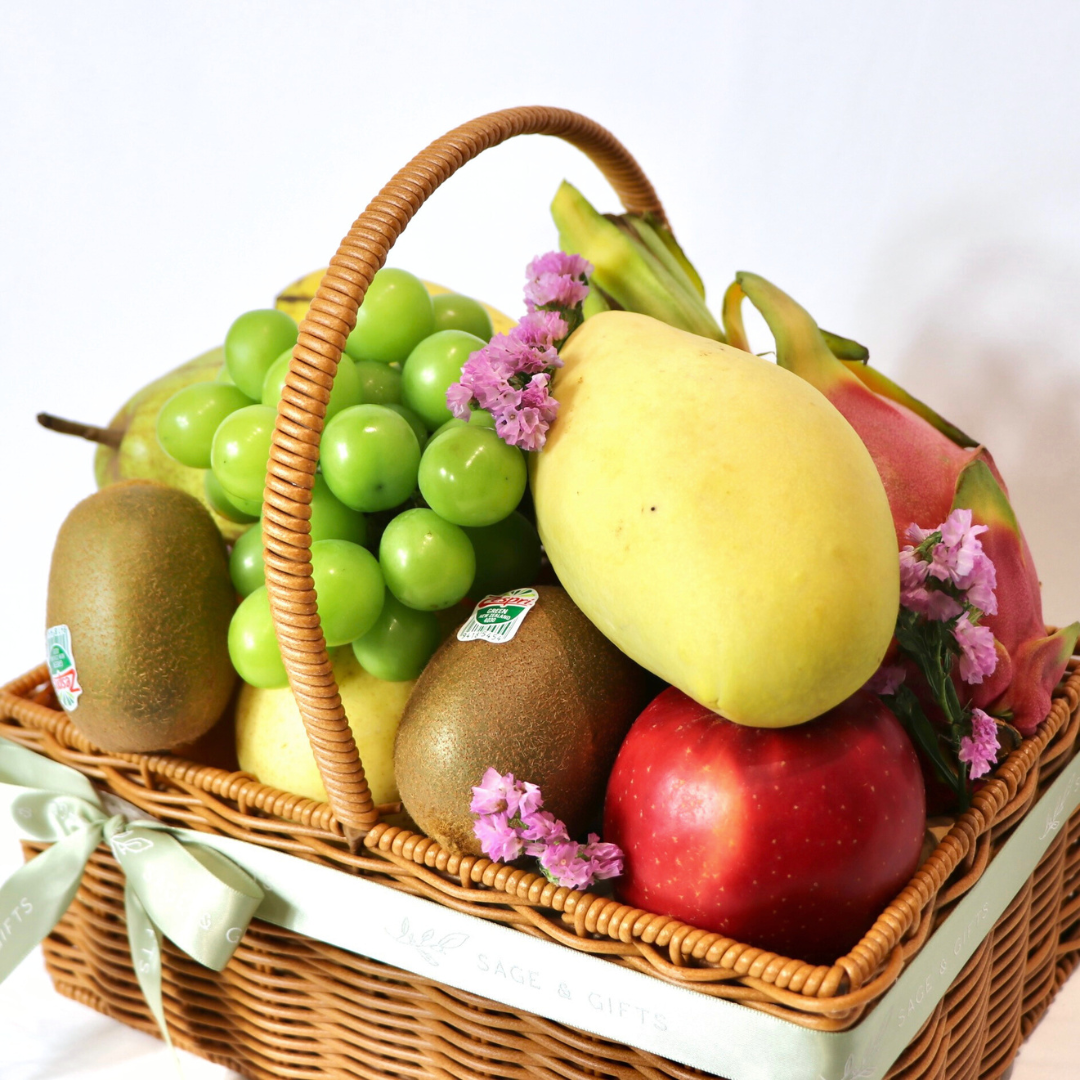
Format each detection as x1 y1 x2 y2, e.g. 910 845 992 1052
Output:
0 824 102 984
125 884 183 1076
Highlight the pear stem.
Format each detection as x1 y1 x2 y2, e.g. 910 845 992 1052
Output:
37 413 123 449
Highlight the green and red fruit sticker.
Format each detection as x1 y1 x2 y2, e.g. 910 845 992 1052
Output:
46 624 83 711
457 589 539 644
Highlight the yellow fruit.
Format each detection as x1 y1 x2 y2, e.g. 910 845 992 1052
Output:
530 312 899 727
235 649 410 805
274 269 516 336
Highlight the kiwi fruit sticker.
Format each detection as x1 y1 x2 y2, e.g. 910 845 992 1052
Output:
457 589 539 644
46 624 83 711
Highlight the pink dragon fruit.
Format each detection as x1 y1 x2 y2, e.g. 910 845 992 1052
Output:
733 272 1078 736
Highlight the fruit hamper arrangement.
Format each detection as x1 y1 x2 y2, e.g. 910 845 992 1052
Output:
3 107 1080 1080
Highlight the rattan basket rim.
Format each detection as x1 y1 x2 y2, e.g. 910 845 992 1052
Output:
4 651 1077 1028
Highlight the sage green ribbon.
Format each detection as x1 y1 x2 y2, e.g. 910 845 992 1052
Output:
0 741 263 1053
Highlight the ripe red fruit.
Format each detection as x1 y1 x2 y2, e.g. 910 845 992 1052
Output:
604 687 926 964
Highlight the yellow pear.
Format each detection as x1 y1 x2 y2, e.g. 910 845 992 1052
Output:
530 312 898 727
235 649 412 805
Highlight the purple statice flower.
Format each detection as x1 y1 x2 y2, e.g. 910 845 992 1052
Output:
581 834 624 882
525 272 590 312
470 769 624 888
494 374 560 452
515 781 544 821
445 251 590 451
899 546 930 601
900 511 997 620
906 523 934 545
513 309 568 350
519 810 570 857
901 582 963 622
524 252 592 313
538 840 596 891
469 768 541 819
470 767 516 816
927 509 989 585
473 812 524 863
954 614 998 685
925 589 965 622
445 379 475 421
958 708 1000 780
867 663 907 697
956 550 998 616
526 251 592 281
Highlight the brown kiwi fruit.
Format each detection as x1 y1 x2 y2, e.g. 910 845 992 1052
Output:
394 585 648 855
45 480 237 751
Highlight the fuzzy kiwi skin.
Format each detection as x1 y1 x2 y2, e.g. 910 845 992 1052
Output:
394 585 649 856
46 480 237 751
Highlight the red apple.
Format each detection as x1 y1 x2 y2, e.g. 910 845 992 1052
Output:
603 687 925 964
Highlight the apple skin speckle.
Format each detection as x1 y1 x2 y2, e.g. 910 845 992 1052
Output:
603 687 926 965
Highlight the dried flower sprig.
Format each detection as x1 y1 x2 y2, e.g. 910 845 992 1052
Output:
446 252 592 451
871 509 1015 807
469 768 623 890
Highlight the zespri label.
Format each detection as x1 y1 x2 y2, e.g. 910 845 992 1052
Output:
457 589 539 644
46 624 83 712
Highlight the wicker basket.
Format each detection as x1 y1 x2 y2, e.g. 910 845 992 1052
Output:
3 106 1080 1080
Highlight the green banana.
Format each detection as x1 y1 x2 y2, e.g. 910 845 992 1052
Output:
550 181 724 341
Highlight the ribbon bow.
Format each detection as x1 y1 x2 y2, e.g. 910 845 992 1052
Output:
0 741 263 1052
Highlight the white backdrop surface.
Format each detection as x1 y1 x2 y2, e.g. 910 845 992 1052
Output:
1 2 1079 1077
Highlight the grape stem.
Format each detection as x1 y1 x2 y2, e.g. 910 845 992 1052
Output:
36 413 123 449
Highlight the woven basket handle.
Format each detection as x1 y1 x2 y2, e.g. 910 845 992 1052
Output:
263 106 665 838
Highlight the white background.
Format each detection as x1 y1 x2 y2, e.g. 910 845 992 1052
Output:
1 2 1079 1077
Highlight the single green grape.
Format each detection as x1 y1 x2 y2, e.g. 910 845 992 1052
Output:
309 474 366 545
204 470 259 523
320 404 421 512
310 539 385 647
425 408 494 448
354 358 403 405
157 382 253 468
464 511 543 599
224 309 299 399
351 591 441 681
229 522 265 597
228 586 288 688
344 268 435 364
210 403 277 504
432 293 494 341
401 329 486 430
379 508 475 611
385 403 429 447
229 491 266 517
418 426 527 527
261 348 363 421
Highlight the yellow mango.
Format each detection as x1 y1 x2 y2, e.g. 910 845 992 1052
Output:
530 312 898 727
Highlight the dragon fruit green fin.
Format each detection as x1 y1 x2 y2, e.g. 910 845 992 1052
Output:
952 457 1019 533
735 272 861 393
996 624 1080 737
843 362 978 448
821 331 870 362
723 278 869 362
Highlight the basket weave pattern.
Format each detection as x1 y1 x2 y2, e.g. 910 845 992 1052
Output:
5 107 1080 1078
3 656 1079 1078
